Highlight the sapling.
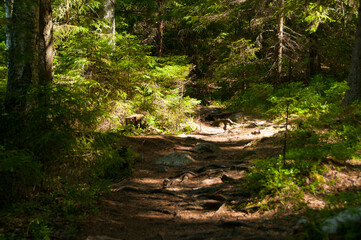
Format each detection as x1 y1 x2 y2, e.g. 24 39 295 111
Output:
268 95 297 165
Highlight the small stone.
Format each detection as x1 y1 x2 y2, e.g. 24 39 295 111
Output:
229 112 244 123
221 174 237 183
230 165 248 171
155 152 194 167
245 123 258 128
157 166 169 173
162 179 171 188
257 121 267 126
251 130 261 135
193 142 220 154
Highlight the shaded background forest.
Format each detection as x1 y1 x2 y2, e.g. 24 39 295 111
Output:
2 0 361 239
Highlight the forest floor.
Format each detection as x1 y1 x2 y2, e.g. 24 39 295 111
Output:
78 107 361 240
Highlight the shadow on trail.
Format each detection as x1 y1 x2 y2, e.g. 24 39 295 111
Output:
80 122 299 240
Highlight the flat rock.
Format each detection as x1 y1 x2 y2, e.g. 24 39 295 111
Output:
193 142 220 154
155 152 194 167
229 112 244 123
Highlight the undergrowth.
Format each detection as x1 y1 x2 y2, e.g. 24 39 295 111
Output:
0 26 200 238
0 80 135 239
236 75 361 238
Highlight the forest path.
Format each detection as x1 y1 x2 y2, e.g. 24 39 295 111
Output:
80 108 297 240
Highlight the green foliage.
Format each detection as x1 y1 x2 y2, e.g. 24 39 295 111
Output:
94 147 134 179
214 38 263 101
240 76 361 210
243 153 326 209
53 0 103 27
326 191 361 210
303 3 334 33
247 157 300 195
1 0 360 237
0 80 101 207
54 24 199 133
298 191 361 239
0 180 106 239
0 149 42 206
27 219 52 240
227 83 274 114
265 76 348 120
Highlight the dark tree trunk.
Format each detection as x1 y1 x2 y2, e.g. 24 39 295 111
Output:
37 0 53 127
5 0 39 112
307 34 321 80
38 0 53 85
156 0 164 57
344 6 361 105
4 0 53 112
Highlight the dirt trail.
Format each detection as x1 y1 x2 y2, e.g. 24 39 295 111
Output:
79 110 297 240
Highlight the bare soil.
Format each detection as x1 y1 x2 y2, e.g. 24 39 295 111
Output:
78 108 361 240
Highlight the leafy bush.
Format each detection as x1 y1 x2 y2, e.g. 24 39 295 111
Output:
94 147 134 180
227 83 274 114
55 26 199 134
27 219 52 240
0 149 42 206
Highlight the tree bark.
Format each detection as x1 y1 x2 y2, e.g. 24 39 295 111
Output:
344 5 361 105
307 33 321 80
38 0 53 85
5 0 39 112
66 0 69 24
4 0 53 112
103 0 116 36
156 0 165 57
277 0 285 82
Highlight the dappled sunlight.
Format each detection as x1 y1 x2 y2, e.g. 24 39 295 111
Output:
79 116 297 239
132 177 164 186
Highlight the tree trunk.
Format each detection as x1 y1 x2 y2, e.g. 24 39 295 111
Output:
277 0 285 82
103 0 115 36
156 0 164 57
307 33 321 80
38 0 53 85
344 5 361 105
4 0 53 112
5 0 39 112
66 0 69 24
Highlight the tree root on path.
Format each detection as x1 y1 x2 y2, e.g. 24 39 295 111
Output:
116 186 185 199
221 220 289 233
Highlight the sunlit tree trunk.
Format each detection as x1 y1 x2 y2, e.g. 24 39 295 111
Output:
39 0 53 85
103 0 115 36
344 5 361 105
277 0 284 82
